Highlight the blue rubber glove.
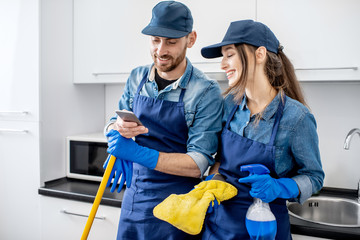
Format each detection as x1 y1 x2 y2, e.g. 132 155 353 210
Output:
238 174 299 203
103 155 133 193
205 174 220 214
106 129 159 169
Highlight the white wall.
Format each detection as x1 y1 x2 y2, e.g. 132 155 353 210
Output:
105 81 360 190
40 0 106 184
301 82 360 189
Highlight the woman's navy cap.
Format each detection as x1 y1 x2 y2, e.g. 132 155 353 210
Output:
201 20 280 58
142 1 193 39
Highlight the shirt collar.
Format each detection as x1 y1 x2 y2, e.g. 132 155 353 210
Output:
147 57 193 90
261 93 282 121
239 94 248 111
240 92 282 121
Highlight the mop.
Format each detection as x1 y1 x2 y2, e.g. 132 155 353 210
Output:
81 155 116 240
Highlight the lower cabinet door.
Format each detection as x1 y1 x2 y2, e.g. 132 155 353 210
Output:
0 120 41 240
40 196 120 240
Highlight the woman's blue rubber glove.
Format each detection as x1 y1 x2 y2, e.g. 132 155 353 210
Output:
103 155 133 193
106 129 159 169
238 174 299 203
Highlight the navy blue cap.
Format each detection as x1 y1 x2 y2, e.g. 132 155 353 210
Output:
201 20 280 58
142 1 193 39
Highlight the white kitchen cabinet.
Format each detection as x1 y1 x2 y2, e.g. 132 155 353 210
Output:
40 196 120 240
0 0 39 122
0 121 41 240
180 0 255 74
257 0 360 81
73 0 255 83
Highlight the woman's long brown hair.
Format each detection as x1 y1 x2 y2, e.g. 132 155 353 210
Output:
223 44 307 107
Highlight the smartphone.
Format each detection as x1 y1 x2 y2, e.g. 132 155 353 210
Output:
116 110 143 126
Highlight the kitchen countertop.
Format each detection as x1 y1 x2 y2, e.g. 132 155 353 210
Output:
38 179 360 239
38 177 124 207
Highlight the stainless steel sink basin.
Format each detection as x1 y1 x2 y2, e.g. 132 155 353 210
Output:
287 196 360 227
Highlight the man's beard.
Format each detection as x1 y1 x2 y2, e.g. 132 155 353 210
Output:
153 46 187 73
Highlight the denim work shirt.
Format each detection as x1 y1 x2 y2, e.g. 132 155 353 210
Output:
109 59 223 176
223 93 324 204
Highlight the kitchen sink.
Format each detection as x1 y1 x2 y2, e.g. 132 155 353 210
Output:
287 196 360 227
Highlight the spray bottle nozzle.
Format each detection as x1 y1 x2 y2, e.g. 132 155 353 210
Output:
240 164 270 176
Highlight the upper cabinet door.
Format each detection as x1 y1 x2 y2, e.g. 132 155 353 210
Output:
0 0 39 121
181 0 255 75
73 0 256 83
257 0 360 81
74 0 156 84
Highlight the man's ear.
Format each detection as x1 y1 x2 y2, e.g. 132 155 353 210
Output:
255 46 267 63
187 31 197 48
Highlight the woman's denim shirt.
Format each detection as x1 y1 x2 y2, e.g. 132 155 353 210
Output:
223 93 324 203
109 59 223 176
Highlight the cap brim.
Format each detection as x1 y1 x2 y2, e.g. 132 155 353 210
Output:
201 41 239 59
142 26 189 39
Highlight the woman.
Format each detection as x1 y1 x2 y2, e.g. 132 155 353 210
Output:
200 20 324 239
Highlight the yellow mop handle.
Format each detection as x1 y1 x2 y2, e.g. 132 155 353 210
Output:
81 155 116 240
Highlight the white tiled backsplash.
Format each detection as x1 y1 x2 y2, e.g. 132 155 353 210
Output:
105 81 360 190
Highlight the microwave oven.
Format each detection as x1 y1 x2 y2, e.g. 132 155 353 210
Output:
66 133 108 182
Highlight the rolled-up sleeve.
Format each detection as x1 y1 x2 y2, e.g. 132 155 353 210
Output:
186 151 209 176
186 81 223 177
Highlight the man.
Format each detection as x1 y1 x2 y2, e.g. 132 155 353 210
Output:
104 1 223 239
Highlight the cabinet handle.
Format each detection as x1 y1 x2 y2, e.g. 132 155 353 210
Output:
0 129 28 134
92 72 130 76
60 209 106 220
192 61 221 64
295 67 358 71
192 63 358 71
0 111 29 115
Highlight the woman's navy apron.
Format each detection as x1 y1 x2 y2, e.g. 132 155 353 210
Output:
202 97 292 240
117 68 201 240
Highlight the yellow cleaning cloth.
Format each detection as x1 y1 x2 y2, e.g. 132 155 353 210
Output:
153 180 237 235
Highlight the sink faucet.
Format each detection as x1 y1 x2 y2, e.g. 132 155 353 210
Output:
343 128 360 150
343 128 360 201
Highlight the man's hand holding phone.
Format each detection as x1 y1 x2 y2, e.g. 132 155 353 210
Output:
114 110 148 139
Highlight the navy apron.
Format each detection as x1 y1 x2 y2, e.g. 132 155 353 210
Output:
117 68 201 240
202 97 292 240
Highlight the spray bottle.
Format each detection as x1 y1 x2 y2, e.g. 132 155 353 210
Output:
240 164 277 240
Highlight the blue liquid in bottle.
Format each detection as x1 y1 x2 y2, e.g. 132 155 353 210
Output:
245 219 277 240
240 164 277 240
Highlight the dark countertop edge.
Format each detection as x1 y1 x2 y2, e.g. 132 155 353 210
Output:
318 187 358 198
38 177 122 208
290 222 360 240
38 188 121 208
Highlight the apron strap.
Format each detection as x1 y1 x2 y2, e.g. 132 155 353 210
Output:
135 70 149 95
178 88 186 103
225 104 239 129
268 96 286 146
